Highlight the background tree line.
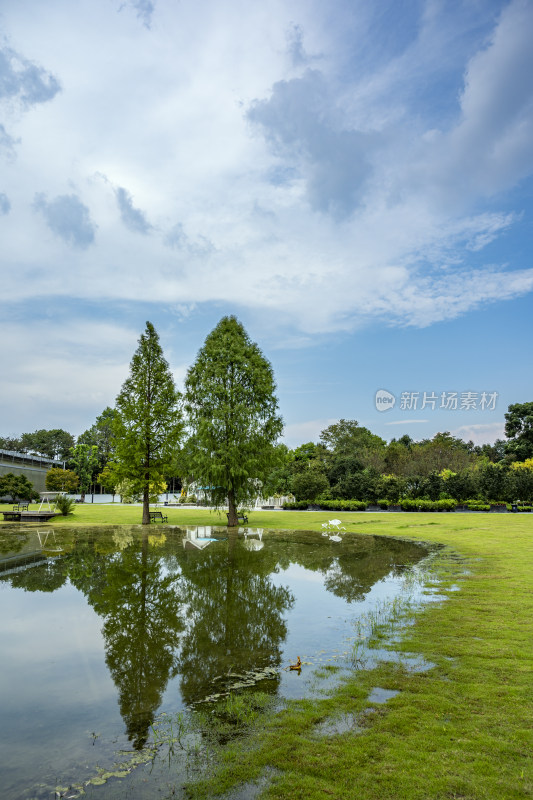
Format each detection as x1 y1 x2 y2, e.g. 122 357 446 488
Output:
266 406 533 505
2 320 532 512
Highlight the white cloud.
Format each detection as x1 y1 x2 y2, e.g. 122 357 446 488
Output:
282 417 337 447
0 42 61 107
0 192 10 214
33 192 97 248
0 2 531 335
0 319 188 435
114 186 153 234
120 0 155 30
0 0 532 438
451 422 506 446
384 419 429 426
445 0 533 197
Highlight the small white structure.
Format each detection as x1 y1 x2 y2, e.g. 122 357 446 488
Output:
243 529 264 551
254 495 294 509
38 491 64 511
182 527 217 551
321 519 346 542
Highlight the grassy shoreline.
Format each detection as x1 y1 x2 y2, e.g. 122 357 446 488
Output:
2 506 532 798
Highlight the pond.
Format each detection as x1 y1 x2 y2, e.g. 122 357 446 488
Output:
0 525 432 799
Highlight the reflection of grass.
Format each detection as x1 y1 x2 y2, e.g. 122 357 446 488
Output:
313 664 342 680
149 692 276 781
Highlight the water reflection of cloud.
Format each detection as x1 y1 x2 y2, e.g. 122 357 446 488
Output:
277 563 324 583
1 585 115 712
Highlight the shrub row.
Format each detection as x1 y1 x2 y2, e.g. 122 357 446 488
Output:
282 498 533 512
398 498 457 512
283 499 367 511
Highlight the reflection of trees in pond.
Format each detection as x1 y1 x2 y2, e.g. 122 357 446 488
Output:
323 538 427 602
0 528 182 750
176 531 294 705
0 526 429 749
5 558 68 592
0 530 68 591
258 532 427 603
72 531 185 749
0 531 31 556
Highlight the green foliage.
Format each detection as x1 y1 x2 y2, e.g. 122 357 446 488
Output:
0 472 38 502
113 321 183 524
260 443 294 496
77 407 118 471
20 428 75 460
504 401 533 460
97 462 120 494
375 474 406 503
290 465 329 501
421 470 442 501
55 494 76 515
45 467 79 492
320 419 386 459
399 498 456 512
115 478 136 503
282 498 367 511
330 463 382 501
184 316 283 525
478 462 514 503
440 468 478 502
386 431 474 478
69 443 99 497
318 498 368 511
464 502 491 511
0 435 24 451
115 477 167 504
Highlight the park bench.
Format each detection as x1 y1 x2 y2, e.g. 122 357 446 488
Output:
13 502 29 512
226 512 248 525
149 510 168 523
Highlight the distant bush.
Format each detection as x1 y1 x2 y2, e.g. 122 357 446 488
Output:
178 494 197 504
319 499 367 511
55 495 76 516
399 498 456 512
282 499 367 511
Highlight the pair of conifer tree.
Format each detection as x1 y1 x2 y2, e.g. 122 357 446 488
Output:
113 316 283 524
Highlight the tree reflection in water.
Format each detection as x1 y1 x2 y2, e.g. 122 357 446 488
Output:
0 526 427 752
177 529 294 704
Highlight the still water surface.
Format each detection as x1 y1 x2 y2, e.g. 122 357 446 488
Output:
0 525 429 799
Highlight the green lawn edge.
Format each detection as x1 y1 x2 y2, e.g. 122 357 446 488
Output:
3 506 532 799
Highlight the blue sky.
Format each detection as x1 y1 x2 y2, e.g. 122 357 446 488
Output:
1 0 532 448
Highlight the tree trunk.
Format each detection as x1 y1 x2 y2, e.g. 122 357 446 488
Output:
142 483 150 525
227 488 238 526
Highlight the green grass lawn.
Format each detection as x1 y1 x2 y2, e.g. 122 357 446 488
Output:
2 505 532 798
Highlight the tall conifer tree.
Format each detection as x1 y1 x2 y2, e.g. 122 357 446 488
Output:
113 322 183 524
184 316 283 525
